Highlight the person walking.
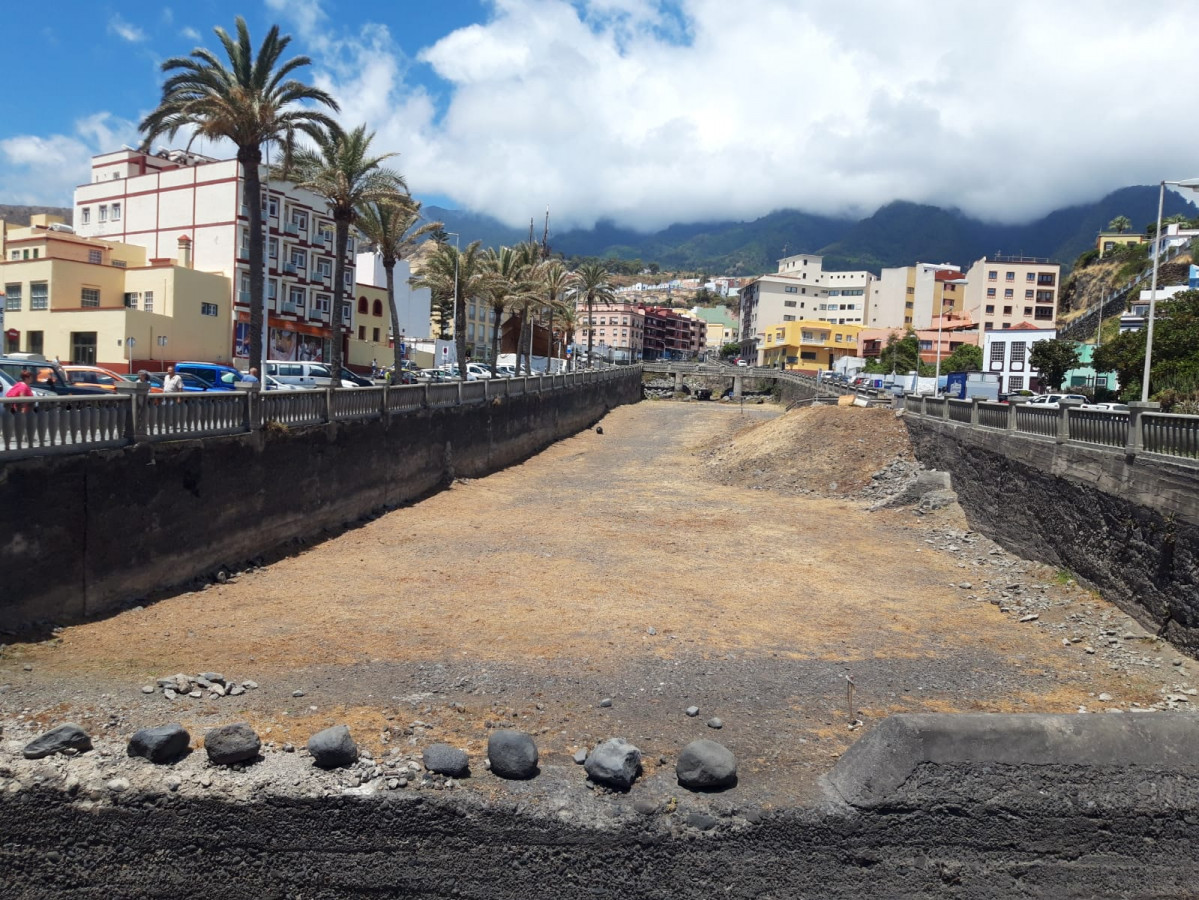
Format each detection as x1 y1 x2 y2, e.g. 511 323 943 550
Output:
243 367 260 384
137 370 151 385
5 368 34 413
163 365 183 393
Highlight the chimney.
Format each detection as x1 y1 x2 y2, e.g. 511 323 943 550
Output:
177 234 192 269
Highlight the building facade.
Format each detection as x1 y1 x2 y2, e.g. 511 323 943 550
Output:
0 215 230 368
982 323 1056 394
74 148 357 367
962 256 1060 334
574 299 645 363
642 306 703 361
868 263 965 331
760 319 861 371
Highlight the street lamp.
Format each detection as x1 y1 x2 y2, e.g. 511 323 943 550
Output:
1141 178 1199 402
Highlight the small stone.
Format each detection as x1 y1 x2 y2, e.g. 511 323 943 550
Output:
1019 614 1040 623
141 686 156 694
22 664 32 672
687 812 718 831
1098 693 1113 702
308 726 359 770
573 748 588 765
584 738 642 791
204 723 261 766
229 685 245 696
128 724 190 764
958 583 973 590
633 798 659 815
707 718 724 730
209 683 227 697
282 743 295 753
106 777 130 793
647 627 657 635
188 690 202 699
685 706 700 718
677 739 738 791
164 688 177 700
200 673 225 685
292 690 305 698
422 743 469 778
487 730 539 780
23 724 93 759
165 776 181 792
599 698 613 708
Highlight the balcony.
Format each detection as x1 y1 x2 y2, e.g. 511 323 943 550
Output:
284 223 299 236
283 263 297 275
238 291 251 304
281 301 299 315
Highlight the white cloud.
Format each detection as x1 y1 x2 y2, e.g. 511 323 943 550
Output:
0 113 138 206
108 15 146 43
180 26 201 42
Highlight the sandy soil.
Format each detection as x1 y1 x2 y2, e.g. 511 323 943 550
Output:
0 400 1190 808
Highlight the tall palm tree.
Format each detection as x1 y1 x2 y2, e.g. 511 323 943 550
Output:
574 261 615 367
481 246 537 376
412 239 491 378
538 260 574 374
557 305 579 372
511 242 544 375
357 198 442 375
139 17 338 377
278 125 407 376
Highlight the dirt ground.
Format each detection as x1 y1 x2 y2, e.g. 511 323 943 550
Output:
1 400 1192 808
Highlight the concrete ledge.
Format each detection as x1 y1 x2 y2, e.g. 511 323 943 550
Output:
828 713 1199 808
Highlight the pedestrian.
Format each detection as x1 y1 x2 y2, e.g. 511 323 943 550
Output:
5 368 34 413
243 367 260 384
370 358 378 379
137 369 151 384
163 364 183 393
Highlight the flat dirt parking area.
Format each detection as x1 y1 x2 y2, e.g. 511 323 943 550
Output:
1 400 1191 808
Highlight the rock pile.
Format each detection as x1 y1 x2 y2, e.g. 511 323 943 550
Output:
150 672 258 700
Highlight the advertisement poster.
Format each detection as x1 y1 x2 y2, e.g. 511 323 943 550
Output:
270 328 325 362
234 323 251 359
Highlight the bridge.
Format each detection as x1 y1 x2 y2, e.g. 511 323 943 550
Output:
640 360 855 401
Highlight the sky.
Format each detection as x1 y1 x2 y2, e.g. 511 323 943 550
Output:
2 0 1197 232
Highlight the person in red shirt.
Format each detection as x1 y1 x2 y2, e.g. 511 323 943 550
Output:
5 368 34 413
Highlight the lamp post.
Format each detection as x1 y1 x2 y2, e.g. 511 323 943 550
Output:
125 337 136 374
1141 178 1199 402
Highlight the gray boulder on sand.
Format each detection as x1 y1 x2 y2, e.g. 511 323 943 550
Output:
423 743 470 777
307 725 359 769
23 724 93 760
676 739 737 791
204 723 261 766
584 738 642 791
128 724 190 764
487 729 539 780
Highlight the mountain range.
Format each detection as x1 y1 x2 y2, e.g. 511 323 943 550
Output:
427 185 1198 276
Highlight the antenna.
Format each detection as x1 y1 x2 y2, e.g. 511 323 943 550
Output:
529 217 535 244
542 206 550 260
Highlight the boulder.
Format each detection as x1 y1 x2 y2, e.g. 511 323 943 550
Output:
204 723 261 766
307 725 358 769
127 724 190 764
584 738 642 791
676 739 737 791
23 724 93 760
422 743 470 778
487 730 539 780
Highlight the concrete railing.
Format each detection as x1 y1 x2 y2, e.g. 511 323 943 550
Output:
904 395 1199 463
0 368 640 462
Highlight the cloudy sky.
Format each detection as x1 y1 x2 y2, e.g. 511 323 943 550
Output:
1 0 1193 231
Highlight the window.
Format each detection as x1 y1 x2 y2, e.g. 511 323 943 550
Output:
124 291 139 309
1025 290 1034 300
1005 271 1015 281
988 270 997 281
783 315 796 321
1036 291 1054 303
88 249 102 264
987 288 996 298
5 284 21 311
201 302 219 317
81 208 90 225
1008 376 1024 391
288 286 305 309
836 334 843 342
1002 323 1011 329
358 296 368 314
784 300 797 308
71 332 97 364
906 287 915 294
784 286 798 294
8 251 16 260
372 327 380 342
27 331 43 355
1010 341 1026 363
1024 307 1033 316
269 238 278 260
316 259 331 282
81 288 100 308
289 249 306 270
111 203 121 222
985 304 994 314
240 229 250 258
990 342 1005 363
291 211 308 232
313 294 330 315
1035 306 1054 320
1004 289 1013 299
143 291 153 313
268 279 277 300
1026 272 1036 282
1003 305 1012 315
1037 273 1056 286
358 325 366 340
98 205 108 223
30 283 47 310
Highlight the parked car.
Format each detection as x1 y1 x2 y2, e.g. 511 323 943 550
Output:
493 365 517 378
1026 393 1088 408
1080 402 1130 413
339 367 374 387
465 363 492 380
63 364 135 392
417 368 455 383
0 356 107 396
174 361 245 390
143 371 213 393
265 361 358 388
734 358 748 367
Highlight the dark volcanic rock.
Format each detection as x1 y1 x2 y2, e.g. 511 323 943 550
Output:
307 726 359 769
23 724 92 759
584 738 642 791
487 730 539 780
423 743 470 777
204 723 261 766
127 724 190 764
676 739 737 791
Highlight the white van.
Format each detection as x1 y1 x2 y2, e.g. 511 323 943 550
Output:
265 361 346 388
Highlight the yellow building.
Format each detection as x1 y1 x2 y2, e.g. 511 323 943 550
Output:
1096 232 1143 258
761 319 861 372
0 215 231 370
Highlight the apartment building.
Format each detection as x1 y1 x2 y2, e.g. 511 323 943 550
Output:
982 323 1056 394
868 263 966 331
760 319 861 372
349 253 432 371
962 255 1060 333
574 299 645 363
642 306 703 361
739 254 872 363
689 305 738 350
0 215 230 367
74 148 357 366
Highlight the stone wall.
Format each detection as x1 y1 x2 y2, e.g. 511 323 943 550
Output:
905 416 1199 652
0 377 640 630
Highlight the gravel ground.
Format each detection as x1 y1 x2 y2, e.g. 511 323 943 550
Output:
0 400 1193 814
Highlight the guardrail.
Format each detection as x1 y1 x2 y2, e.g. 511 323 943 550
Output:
904 395 1199 463
0 368 639 461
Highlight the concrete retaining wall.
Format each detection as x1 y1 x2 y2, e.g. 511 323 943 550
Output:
0 377 640 630
905 415 1199 652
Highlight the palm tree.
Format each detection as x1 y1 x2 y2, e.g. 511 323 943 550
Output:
1108 215 1132 234
412 239 491 378
481 246 537 375
356 198 442 375
557 305 579 372
574 261 615 367
278 125 407 376
538 260 574 374
139 17 338 377
511 242 544 375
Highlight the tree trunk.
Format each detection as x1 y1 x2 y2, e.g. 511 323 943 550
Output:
454 255 468 380
546 309 555 374
385 259 402 375
586 294 594 368
330 218 350 377
490 305 502 371
240 148 265 375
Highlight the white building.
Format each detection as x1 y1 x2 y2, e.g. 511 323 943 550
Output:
353 253 432 344
982 323 1056 394
962 255 1060 335
74 148 355 365
868 263 963 330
